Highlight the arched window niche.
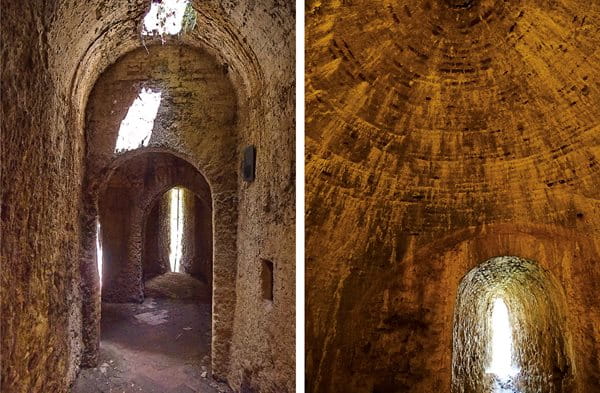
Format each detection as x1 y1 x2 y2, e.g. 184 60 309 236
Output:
142 185 213 296
451 256 576 393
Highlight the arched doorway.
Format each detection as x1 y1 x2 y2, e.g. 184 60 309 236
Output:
97 151 212 303
76 151 230 391
78 42 240 386
451 256 575 393
142 186 212 302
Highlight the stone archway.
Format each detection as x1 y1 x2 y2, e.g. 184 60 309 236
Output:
141 187 212 291
97 151 213 302
78 43 240 381
452 256 576 393
77 149 230 391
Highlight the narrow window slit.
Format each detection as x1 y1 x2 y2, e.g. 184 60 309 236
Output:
96 219 103 288
169 187 184 273
487 298 519 383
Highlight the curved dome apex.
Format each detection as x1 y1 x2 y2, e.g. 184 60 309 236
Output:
444 0 476 9
306 0 600 198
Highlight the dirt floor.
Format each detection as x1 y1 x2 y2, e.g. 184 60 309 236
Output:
72 274 230 393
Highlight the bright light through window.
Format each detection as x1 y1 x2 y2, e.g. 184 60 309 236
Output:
142 0 189 36
96 219 103 288
169 188 184 273
114 88 161 153
487 298 519 381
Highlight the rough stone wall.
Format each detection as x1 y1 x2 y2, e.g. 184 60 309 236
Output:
1 2 85 391
306 0 600 392
99 181 136 301
180 189 197 275
158 193 172 276
228 1 296 392
189 193 214 284
142 201 169 281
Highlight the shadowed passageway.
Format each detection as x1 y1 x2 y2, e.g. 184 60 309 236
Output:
73 274 230 393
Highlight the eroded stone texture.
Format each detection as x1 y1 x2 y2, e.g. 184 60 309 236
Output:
179 190 198 276
306 0 600 392
143 199 170 281
97 152 213 304
452 256 575 393
2 1 294 392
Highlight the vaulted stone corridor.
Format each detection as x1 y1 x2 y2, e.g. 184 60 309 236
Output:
452 256 575 393
2 1 295 392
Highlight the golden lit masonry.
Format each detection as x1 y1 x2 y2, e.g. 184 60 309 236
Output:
2 1 295 392
305 0 600 392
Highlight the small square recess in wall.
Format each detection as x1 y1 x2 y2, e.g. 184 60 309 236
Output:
242 145 256 182
261 259 274 303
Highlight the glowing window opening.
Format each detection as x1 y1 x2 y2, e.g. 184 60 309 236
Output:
114 88 162 153
96 219 103 288
487 298 520 382
142 0 189 36
169 188 184 273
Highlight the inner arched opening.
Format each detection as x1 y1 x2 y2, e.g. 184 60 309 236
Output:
76 36 241 390
142 186 213 303
76 151 229 392
451 256 575 393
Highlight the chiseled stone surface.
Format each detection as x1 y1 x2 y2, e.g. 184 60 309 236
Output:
453 256 575 393
2 1 294 392
96 152 213 304
306 0 600 392
143 195 172 282
83 44 238 380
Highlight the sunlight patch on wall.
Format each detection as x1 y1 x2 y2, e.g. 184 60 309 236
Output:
487 298 520 381
114 88 162 153
169 188 184 273
452 256 573 393
142 0 190 36
96 219 103 288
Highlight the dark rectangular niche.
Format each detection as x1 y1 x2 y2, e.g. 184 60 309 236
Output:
242 145 256 182
261 259 274 302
